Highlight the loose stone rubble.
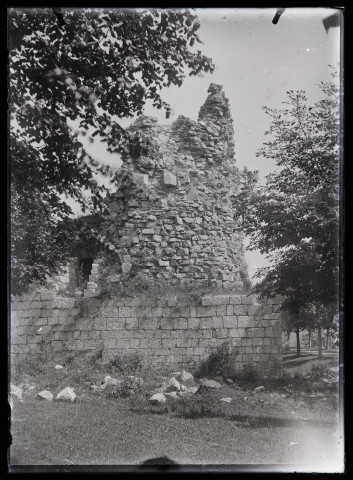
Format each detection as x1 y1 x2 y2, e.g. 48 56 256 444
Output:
10 384 23 401
56 387 76 402
37 390 53 401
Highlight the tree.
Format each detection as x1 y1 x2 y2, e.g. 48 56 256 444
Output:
8 8 215 295
245 73 340 315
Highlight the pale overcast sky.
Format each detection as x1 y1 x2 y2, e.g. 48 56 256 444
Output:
78 7 341 279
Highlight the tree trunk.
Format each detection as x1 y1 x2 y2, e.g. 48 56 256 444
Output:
317 326 323 359
287 330 290 342
296 327 300 357
308 329 311 349
326 328 330 350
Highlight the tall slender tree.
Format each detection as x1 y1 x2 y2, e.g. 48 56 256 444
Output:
245 72 340 314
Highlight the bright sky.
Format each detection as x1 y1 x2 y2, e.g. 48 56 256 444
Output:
79 7 341 279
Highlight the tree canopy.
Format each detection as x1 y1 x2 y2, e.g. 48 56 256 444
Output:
245 73 340 310
8 8 215 295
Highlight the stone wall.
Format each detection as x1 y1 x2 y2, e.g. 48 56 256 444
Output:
10 291 282 378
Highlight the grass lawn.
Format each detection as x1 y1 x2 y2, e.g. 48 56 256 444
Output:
9 351 343 472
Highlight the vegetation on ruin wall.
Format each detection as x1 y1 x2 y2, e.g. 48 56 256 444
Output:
9 8 214 295
95 249 250 302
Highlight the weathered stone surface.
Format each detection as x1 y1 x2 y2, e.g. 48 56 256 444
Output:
56 387 76 402
178 370 194 383
150 392 167 404
37 390 53 401
164 391 179 400
11 384 23 400
161 377 181 393
254 385 265 393
163 171 177 187
197 379 222 392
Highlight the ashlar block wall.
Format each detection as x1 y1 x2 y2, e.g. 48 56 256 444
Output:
10 292 282 378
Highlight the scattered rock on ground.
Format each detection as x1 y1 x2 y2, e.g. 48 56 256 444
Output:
37 390 53 401
185 386 198 395
165 392 179 400
178 370 194 383
56 387 76 402
220 397 233 403
254 386 265 393
10 384 23 400
55 365 64 370
105 375 112 383
150 393 167 405
161 377 181 393
226 379 234 384
197 379 222 393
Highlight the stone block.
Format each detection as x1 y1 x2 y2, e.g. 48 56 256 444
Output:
223 316 237 328
163 171 177 186
248 304 263 315
151 307 163 317
40 291 54 301
212 328 227 339
229 295 241 305
196 306 208 317
125 317 138 330
84 289 98 298
139 318 159 330
12 335 27 345
173 318 188 329
238 316 256 328
211 316 223 328
106 319 125 330
177 337 198 348
201 329 212 338
241 295 254 305
118 307 132 317
52 341 63 352
29 344 45 354
88 330 101 339
262 305 273 314
215 305 227 316
160 318 174 329
167 297 178 307
36 325 51 336
229 328 246 338
201 296 213 306
232 305 247 316
33 317 49 326
199 318 212 329
189 307 197 317
248 327 265 337
188 318 200 329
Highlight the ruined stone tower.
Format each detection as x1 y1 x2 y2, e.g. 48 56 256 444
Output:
97 84 249 292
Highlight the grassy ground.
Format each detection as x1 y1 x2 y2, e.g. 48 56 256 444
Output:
9 351 344 471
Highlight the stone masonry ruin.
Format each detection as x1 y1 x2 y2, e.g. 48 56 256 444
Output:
89 82 249 294
10 84 283 378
